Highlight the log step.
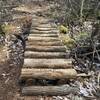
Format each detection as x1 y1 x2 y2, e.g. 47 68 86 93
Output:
32 24 56 28
33 27 57 31
26 46 66 52
29 33 58 37
32 18 52 23
28 37 59 42
27 41 63 46
30 30 59 34
25 51 68 58
21 69 77 79
23 59 73 68
22 85 79 96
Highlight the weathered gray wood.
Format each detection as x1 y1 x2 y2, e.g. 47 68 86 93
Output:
23 58 73 68
33 27 57 31
22 85 79 96
32 23 56 28
28 37 59 42
30 30 59 34
21 69 77 79
27 41 63 46
26 46 66 52
32 18 52 23
29 33 58 37
25 51 68 58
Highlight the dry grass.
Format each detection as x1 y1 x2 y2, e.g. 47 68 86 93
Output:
2 15 32 35
2 24 20 35
12 5 33 14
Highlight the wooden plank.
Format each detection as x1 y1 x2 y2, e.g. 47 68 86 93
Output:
28 37 59 42
33 27 57 31
32 23 56 28
25 51 68 58
30 30 59 34
22 85 79 96
23 59 72 68
29 33 58 37
27 41 63 46
26 46 66 52
21 69 77 79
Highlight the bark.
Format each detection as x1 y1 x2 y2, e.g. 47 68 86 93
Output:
34 27 57 31
21 68 77 79
28 36 59 42
29 33 58 37
25 51 68 58
32 23 56 28
26 46 66 52
27 41 63 46
22 85 79 96
30 30 58 34
23 58 73 68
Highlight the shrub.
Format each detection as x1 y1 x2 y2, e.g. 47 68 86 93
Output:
59 25 68 34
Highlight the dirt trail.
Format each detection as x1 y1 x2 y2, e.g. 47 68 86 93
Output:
18 1 77 99
0 1 77 100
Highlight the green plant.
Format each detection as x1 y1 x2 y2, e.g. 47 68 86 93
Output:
61 34 76 49
59 25 68 34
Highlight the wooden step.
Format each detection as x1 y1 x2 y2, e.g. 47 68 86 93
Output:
25 51 68 58
23 59 73 68
32 24 56 28
32 18 51 23
26 46 66 52
27 41 63 46
28 37 59 42
32 19 54 24
33 27 57 31
22 85 79 96
30 30 59 34
29 33 58 37
21 69 77 79
32 23 56 27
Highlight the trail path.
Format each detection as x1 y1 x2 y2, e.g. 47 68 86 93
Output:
13 1 77 100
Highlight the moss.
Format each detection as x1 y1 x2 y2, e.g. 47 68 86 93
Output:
59 25 68 34
2 24 18 35
74 32 89 41
61 34 76 49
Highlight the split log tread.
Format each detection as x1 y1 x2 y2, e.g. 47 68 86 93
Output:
21 68 77 79
26 46 66 52
22 85 79 96
23 59 73 68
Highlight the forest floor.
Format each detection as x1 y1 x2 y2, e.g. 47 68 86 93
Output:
0 1 99 100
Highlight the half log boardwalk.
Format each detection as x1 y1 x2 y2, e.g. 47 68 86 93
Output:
16 3 78 96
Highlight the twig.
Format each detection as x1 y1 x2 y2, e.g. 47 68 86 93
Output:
80 49 100 56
